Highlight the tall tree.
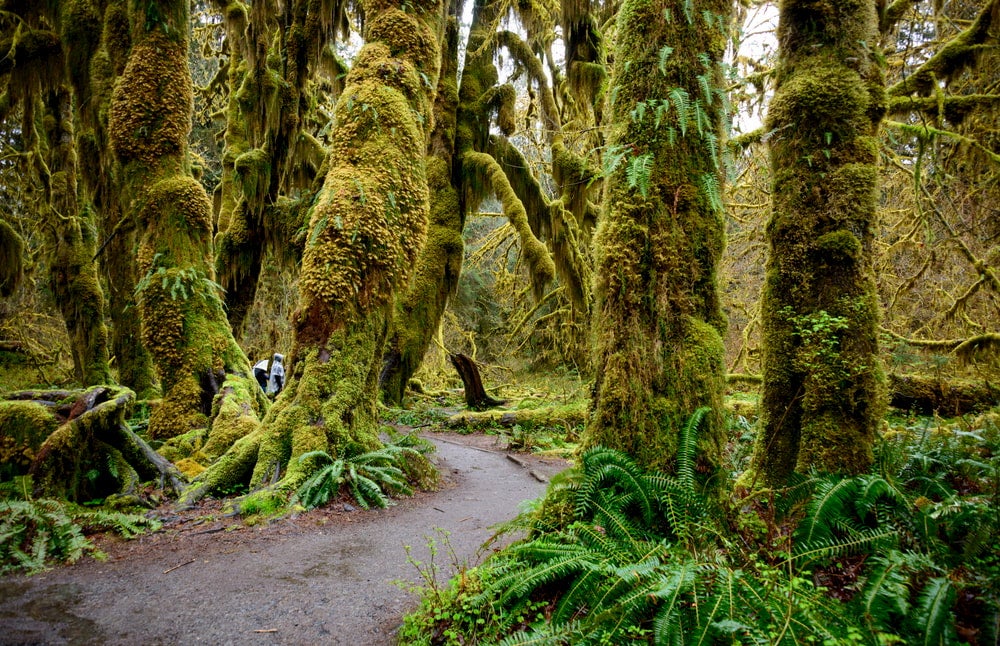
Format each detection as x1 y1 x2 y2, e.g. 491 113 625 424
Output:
751 0 887 484
108 0 265 438
585 0 731 481
185 0 447 498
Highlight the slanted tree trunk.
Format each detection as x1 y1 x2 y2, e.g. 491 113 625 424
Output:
108 0 266 440
751 0 887 485
380 3 463 405
184 0 446 501
449 353 503 409
584 0 731 485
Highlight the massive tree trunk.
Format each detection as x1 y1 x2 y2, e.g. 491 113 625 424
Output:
185 0 445 500
585 0 731 483
751 0 887 485
380 1 462 406
108 0 266 439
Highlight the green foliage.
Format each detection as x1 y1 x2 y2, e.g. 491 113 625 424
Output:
787 418 1000 644
0 498 159 575
625 153 653 198
292 433 431 510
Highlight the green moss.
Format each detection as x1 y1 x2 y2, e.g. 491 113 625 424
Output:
585 1 731 485
0 219 24 298
0 402 59 478
753 0 886 484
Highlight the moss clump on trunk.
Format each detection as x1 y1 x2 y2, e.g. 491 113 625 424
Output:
750 0 887 485
584 0 731 488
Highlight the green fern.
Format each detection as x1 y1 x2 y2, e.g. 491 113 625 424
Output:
626 153 653 198
292 443 416 511
669 87 691 136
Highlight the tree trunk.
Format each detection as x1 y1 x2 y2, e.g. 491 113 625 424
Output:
752 0 887 485
584 0 731 484
42 87 113 387
449 353 503 410
380 5 463 406
108 0 266 440
185 0 446 500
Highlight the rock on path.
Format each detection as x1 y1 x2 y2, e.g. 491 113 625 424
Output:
0 437 566 645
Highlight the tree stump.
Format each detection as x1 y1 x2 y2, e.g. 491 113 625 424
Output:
1 386 186 502
449 353 503 410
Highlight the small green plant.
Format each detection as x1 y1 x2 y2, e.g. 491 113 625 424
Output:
0 499 160 574
292 434 431 510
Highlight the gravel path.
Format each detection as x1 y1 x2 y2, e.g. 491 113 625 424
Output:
0 436 568 645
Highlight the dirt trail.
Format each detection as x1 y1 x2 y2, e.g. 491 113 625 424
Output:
0 435 568 646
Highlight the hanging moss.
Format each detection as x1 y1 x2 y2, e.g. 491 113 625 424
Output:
0 219 24 298
750 0 887 485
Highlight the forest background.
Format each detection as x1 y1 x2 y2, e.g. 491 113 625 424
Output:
1 0 999 642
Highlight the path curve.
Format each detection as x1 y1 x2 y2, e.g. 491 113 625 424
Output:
0 437 567 645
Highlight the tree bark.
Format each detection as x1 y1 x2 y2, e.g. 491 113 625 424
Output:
108 0 266 440
752 0 887 485
449 353 503 410
585 0 731 484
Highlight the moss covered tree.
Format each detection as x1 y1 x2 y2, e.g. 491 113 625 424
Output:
0 1 112 387
184 0 446 499
584 0 731 481
750 0 888 485
209 0 339 338
108 0 266 439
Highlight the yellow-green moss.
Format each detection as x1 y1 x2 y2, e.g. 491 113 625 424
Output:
108 33 191 165
0 402 59 477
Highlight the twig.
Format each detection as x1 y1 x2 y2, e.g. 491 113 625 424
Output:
163 559 196 574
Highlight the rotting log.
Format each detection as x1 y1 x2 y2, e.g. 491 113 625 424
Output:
727 372 998 417
0 386 186 503
449 353 503 410
887 374 999 416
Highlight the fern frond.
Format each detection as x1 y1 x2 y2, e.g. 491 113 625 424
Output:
626 153 654 198
910 576 956 646
677 407 709 492
858 551 911 629
791 527 897 565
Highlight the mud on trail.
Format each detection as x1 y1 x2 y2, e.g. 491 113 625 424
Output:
0 434 569 646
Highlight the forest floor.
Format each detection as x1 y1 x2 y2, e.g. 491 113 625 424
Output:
0 431 569 646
